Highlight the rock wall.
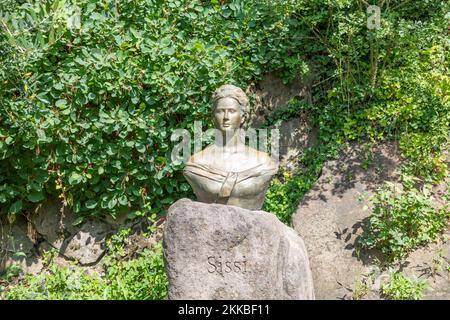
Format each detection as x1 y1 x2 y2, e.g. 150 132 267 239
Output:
247 73 318 171
0 200 162 275
293 141 450 300
164 199 315 300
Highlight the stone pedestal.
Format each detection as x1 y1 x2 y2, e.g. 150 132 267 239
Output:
163 198 315 300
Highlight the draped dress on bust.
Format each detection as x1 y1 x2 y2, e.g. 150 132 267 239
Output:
183 159 278 210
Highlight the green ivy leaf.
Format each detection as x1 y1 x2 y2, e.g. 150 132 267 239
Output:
107 198 117 209
68 172 82 185
72 216 84 226
55 99 67 108
85 200 97 209
27 191 44 203
118 195 128 206
9 200 22 214
135 143 146 153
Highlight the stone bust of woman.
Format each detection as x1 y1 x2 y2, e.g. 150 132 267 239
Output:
183 84 278 210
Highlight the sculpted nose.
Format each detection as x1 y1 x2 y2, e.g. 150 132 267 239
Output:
223 110 229 120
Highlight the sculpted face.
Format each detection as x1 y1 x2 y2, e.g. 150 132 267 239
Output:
213 97 243 132
183 84 279 211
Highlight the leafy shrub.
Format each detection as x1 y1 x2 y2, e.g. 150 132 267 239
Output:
400 132 449 184
381 272 427 300
263 0 448 224
293 0 449 180
263 146 332 224
0 0 303 220
0 264 22 295
360 179 449 262
0 0 448 226
3 241 167 300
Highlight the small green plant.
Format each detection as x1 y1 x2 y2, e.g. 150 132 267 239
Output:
281 54 310 84
360 178 449 262
263 146 327 225
361 141 375 170
0 264 21 283
0 263 22 297
106 227 132 258
101 242 168 300
3 241 168 300
400 133 449 184
430 249 448 278
351 276 373 300
381 272 427 300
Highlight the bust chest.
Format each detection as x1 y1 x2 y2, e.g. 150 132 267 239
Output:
183 146 278 210
183 168 273 210
190 173 269 198
201 151 263 173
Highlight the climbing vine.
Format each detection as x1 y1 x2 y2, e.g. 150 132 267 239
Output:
0 0 448 224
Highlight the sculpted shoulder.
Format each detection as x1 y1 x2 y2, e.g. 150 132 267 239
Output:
187 145 216 166
187 145 278 174
244 147 279 171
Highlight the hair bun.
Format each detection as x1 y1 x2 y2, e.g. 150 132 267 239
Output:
211 84 249 114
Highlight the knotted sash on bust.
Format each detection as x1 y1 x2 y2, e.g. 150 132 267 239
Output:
184 162 277 200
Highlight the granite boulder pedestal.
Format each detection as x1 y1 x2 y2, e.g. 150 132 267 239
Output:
163 199 315 300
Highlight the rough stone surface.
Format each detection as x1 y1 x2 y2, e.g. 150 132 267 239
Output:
247 73 318 171
276 116 318 170
1 215 41 274
122 218 166 260
30 200 114 265
0 254 43 275
32 200 78 250
293 142 402 299
164 198 315 300
1 216 34 255
1 197 163 277
62 220 112 265
248 73 311 128
293 141 450 300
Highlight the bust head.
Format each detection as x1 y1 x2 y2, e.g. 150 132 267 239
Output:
183 84 278 210
211 85 249 132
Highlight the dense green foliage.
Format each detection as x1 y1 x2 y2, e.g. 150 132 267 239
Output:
1 240 167 300
361 177 450 262
1 0 448 225
381 271 428 300
0 0 302 220
263 146 331 224
264 0 450 225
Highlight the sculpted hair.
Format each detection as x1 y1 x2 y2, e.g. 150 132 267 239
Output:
211 84 250 115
